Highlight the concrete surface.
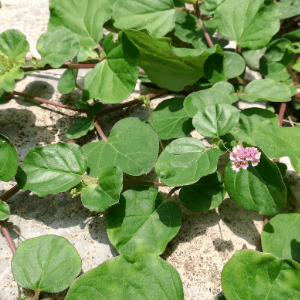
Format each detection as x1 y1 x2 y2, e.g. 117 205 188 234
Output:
0 1 298 300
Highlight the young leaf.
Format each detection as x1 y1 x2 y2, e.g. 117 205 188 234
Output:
58 68 78 94
0 29 29 91
65 253 184 300
184 86 233 117
179 172 225 212
15 142 87 197
214 0 280 49
0 200 10 220
83 118 159 177
262 213 300 264
222 250 300 300
240 78 292 102
148 97 193 140
81 166 123 212
12 235 81 293
252 119 300 173
37 28 80 68
0 134 18 182
48 0 113 48
155 138 220 186
123 29 223 92
107 187 181 255
224 147 286 215
204 52 246 83
66 117 94 140
192 104 239 138
84 32 139 103
113 0 176 37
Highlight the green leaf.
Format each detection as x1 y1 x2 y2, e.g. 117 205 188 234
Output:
65 253 184 300
0 89 5 104
155 138 220 186
179 172 225 212
0 134 18 182
264 39 294 64
84 32 139 103
192 104 239 138
107 187 181 255
222 250 300 300
113 0 176 38
0 200 10 220
242 47 266 71
37 28 80 68
88 102 103 119
184 86 234 117
276 0 300 20
204 52 245 83
12 235 81 293
77 46 98 62
148 97 193 140
81 166 123 212
224 146 286 215
260 59 291 81
83 118 159 177
58 69 78 94
262 213 300 264
282 28 300 41
15 142 87 197
212 81 239 102
252 119 300 173
214 0 280 49
48 0 113 48
231 107 277 144
66 117 94 140
123 29 223 92
0 29 29 91
202 0 223 12
240 78 292 102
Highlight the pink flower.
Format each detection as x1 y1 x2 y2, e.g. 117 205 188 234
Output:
230 146 261 172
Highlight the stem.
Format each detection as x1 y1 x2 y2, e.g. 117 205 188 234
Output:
195 2 214 48
123 181 167 187
164 186 181 201
0 184 21 202
278 102 286 126
174 7 195 14
0 224 17 253
96 89 168 119
75 82 83 91
32 289 41 300
94 121 108 142
21 62 99 72
6 222 26 240
13 91 87 113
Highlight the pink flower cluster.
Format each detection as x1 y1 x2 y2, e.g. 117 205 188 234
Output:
230 145 261 172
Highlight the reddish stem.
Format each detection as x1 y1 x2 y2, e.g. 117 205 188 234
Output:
278 102 286 126
1 225 16 254
13 91 87 113
0 184 21 202
242 244 248 249
94 121 108 142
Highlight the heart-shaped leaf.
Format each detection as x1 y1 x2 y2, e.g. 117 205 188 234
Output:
192 104 239 138
156 138 220 186
240 78 292 102
0 200 10 220
48 0 113 48
148 97 193 140
224 146 286 215
84 32 139 103
58 69 78 94
66 117 94 140
0 134 18 182
252 119 300 173
262 213 300 264
83 117 159 177
179 172 225 212
0 29 29 91
107 187 181 255
222 250 300 300
184 86 234 117
65 253 184 300
81 166 123 212
214 0 280 49
123 29 223 92
113 0 176 38
12 235 81 293
204 52 246 83
15 142 87 197
37 28 80 68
